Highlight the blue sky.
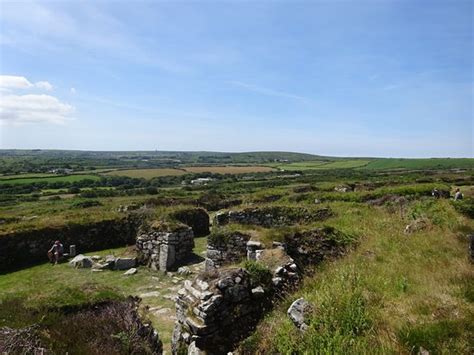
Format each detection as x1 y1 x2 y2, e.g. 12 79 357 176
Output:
0 0 472 157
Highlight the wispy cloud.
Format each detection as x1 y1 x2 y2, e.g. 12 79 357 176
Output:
228 81 313 103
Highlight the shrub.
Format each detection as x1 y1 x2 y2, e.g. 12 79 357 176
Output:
71 200 103 208
243 260 273 288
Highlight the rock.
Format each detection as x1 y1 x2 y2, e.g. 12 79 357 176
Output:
217 277 234 290
69 254 93 268
196 279 210 291
314 199 321 204
123 268 137 276
289 263 298 272
287 298 312 331
91 255 102 261
115 257 137 270
404 218 428 234
178 266 192 275
188 341 205 355
251 286 265 298
246 240 262 249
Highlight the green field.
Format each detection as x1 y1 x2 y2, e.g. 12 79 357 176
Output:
274 159 372 170
0 174 100 185
365 158 474 170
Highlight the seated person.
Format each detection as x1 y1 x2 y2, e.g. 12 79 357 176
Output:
47 240 64 264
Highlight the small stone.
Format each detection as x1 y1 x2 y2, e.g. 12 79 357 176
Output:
123 268 137 276
234 276 242 284
289 263 298 272
287 298 313 331
251 286 265 297
177 266 192 275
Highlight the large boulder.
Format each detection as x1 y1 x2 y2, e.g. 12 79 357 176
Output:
69 254 93 268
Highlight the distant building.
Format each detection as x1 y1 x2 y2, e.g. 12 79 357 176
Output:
190 178 214 185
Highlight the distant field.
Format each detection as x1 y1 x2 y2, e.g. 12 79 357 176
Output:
274 160 371 170
183 166 275 174
103 168 187 179
364 158 474 170
104 166 276 178
0 173 56 180
0 174 101 185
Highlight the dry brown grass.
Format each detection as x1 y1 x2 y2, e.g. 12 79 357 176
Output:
183 166 275 174
103 168 186 178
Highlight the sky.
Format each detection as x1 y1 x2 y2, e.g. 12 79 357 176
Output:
0 0 472 157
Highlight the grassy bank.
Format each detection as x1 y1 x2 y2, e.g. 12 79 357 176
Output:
244 199 474 354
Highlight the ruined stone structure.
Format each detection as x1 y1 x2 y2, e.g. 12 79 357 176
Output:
214 206 333 228
172 268 272 354
170 208 210 237
136 226 194 271
205 231 251 270
173 248 299 354
172 225 354 354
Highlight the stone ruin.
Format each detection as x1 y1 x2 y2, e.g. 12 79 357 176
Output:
172 225 353 354
214 206 333 228
136 225 194 271
172 259 299 354
136 208 210 272
205 231 251 270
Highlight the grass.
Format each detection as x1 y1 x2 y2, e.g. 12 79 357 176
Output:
0 242 208 352
272 160 372 171
245 199 474 354
0 174 100 185
365 158 474 170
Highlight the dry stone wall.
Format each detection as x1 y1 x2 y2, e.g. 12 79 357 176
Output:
136 226 194 271
173 248 300 354
214 206 333 227
0 215 141 273
205 231 251 270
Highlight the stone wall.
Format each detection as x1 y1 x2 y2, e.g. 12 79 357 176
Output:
136 226 194 271
214 206 333 228
284 227 353 268
172 268 272 354
172 252 299 354
170 208 210 237
0 215 141 273
205 231 251 269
